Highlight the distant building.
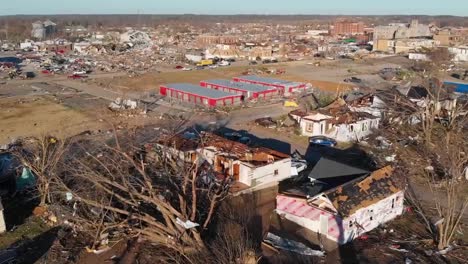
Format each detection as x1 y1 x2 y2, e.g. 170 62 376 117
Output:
64 25 88 37
449 46 468 62
434 29 463 47
31 20 56 40
205 44 241 59
31 21 46 39
373 20 432 53
331 20 365 36
197 35 240 47
120 30 152 45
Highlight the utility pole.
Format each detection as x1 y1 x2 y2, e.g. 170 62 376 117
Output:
137 9 141 29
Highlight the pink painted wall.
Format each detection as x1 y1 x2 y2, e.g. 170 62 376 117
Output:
276 190 405 245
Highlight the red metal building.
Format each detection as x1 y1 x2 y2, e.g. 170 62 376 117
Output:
232 75 307 94
160 83 242 107
200 79 279 100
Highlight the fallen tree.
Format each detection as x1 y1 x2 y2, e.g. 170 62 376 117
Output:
50 135 231 258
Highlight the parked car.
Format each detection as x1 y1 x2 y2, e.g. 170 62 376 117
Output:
309 136 337 147
174 65 184 69
224 132 243 141
238 137 251 145
25 72 36 79
68 74 88 79
344 77 362 84
73 71 87 75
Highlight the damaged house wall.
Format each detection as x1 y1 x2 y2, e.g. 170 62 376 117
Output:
276 166 404 248
240 158 291 187
153 133 292 190
291 98 381 142
295 114 380 142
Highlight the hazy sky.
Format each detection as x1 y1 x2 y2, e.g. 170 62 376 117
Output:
1 0 466 16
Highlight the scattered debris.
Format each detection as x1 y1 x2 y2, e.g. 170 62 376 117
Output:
263 233 325 257
389 244 409 253
108 98 138 110
175 218 199 230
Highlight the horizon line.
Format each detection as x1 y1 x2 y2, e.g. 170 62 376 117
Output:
0 13 466 17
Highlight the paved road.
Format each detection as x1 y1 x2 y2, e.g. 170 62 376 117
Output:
4 71 127 85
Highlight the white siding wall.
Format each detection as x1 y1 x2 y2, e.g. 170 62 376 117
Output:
343 191 405 242
239 159 291 187
300 118 380 142
239 163 253 186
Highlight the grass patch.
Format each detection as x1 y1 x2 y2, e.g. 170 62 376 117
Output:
0 216 50 249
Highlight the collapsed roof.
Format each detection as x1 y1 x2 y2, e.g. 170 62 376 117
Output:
291 98 378 125
323 166 400 217
154 132 290 166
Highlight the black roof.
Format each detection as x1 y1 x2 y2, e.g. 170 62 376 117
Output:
308 157 370 180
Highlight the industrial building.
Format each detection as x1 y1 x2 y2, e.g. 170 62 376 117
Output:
331 20 365 36
199 79 279 100
232 75 307 94
159 83 243 107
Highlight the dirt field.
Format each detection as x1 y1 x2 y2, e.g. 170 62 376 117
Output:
96 66 255 92
96 64 354 93
0 96 104 144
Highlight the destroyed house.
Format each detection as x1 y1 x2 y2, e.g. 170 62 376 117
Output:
200 79 279 100
397 85 458 117
159 83 243 107
233 75 307 94
290 99 380 142
345 93 386 117
151 132 292 189
276 166 404 247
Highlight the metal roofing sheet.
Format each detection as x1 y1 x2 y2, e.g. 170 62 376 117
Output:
204 79 275 92
164 83 240 99
237 75 304 86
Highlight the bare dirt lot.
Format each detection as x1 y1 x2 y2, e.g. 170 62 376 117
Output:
95 63 356 94
0 96 104 144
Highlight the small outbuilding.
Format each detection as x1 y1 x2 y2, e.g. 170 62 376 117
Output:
160 83 243 107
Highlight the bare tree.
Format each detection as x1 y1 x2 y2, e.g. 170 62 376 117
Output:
381 105 468 250
428 136 468 250
51 135 231 256
14 136 68 206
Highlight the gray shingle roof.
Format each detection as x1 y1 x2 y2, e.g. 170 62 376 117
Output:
204 79 275 92
164 83 240 99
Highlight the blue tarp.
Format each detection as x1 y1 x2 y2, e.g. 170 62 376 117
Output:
16 167 36 191
444 81 468 94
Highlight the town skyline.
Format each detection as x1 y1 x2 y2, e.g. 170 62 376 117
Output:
1 0 467 16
